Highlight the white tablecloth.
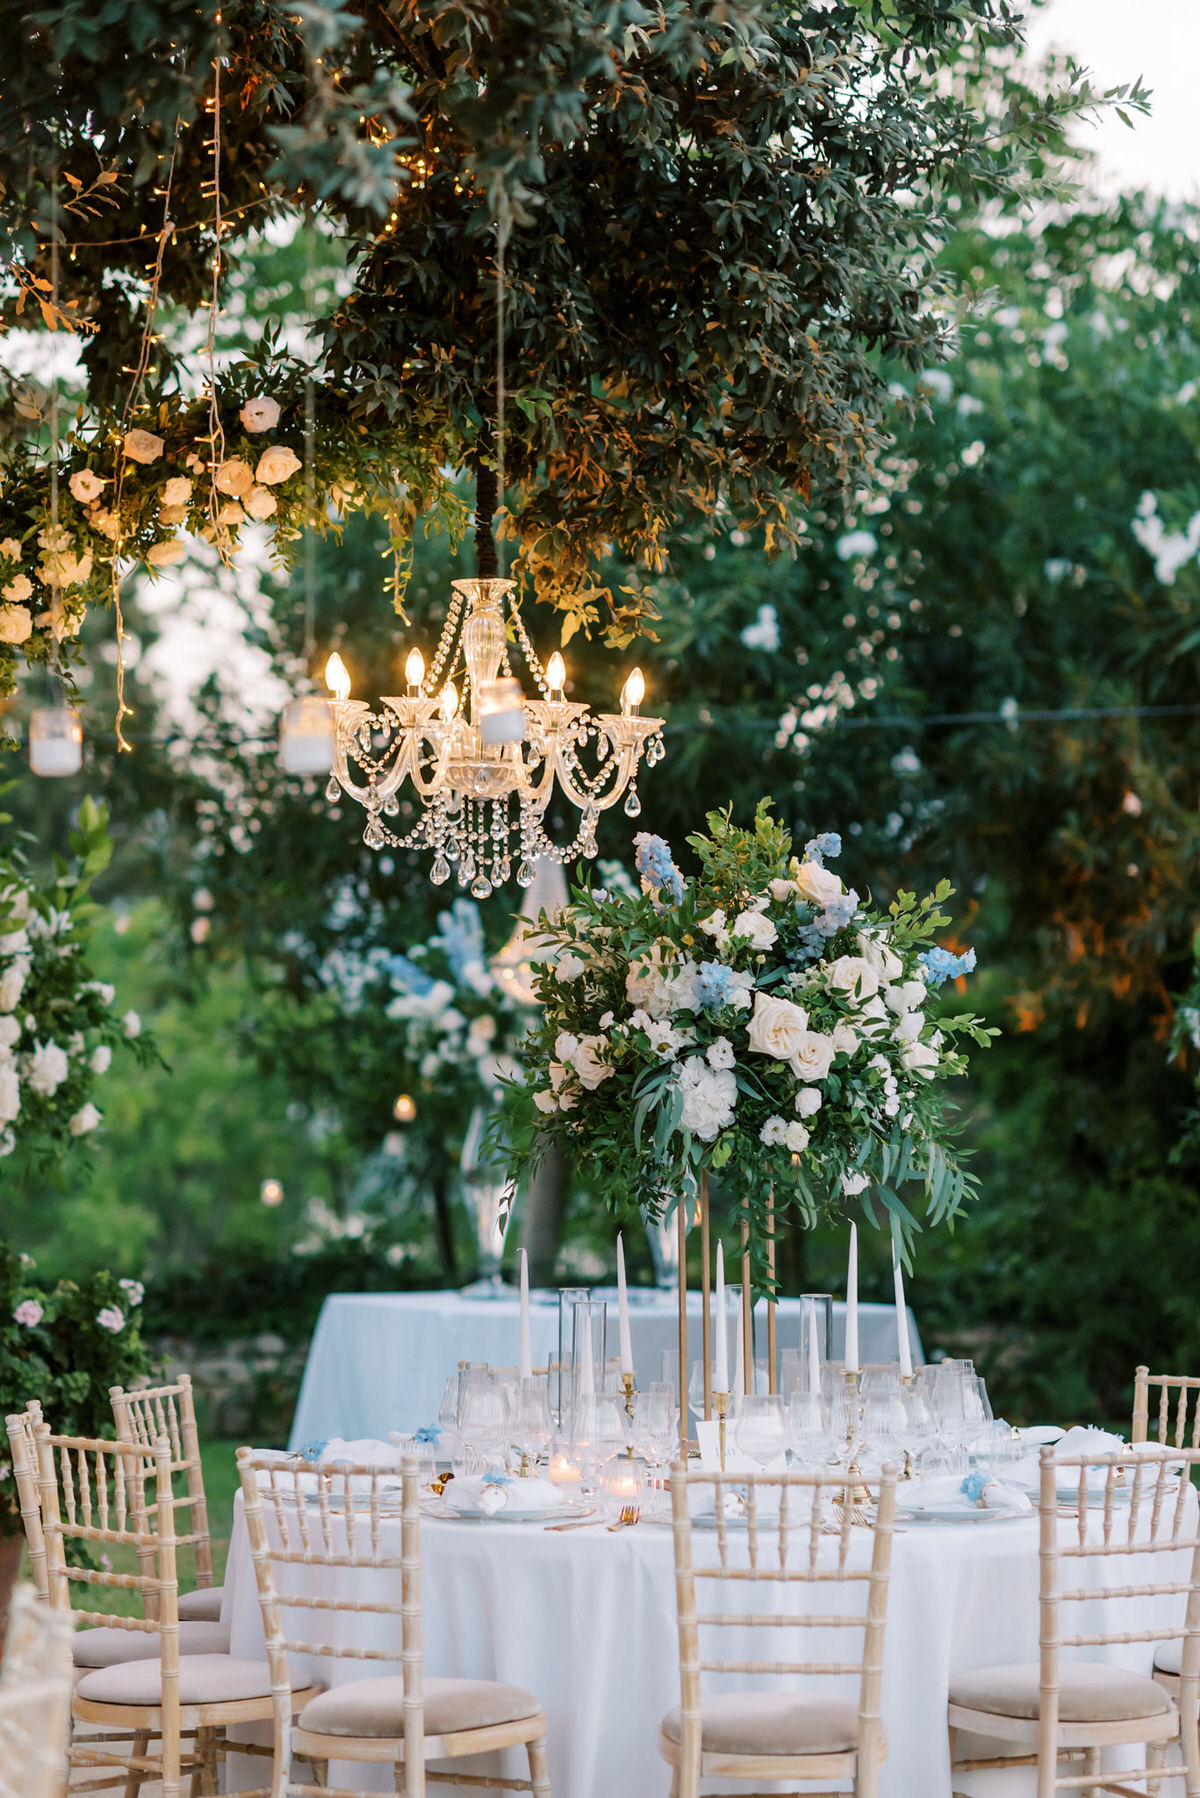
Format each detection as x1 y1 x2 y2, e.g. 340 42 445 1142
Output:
288 1290 924 1447
222 1484 1194 1798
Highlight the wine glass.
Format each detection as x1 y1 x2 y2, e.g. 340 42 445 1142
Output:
787 1390 829 1468
735 1395 787 1470
633 1383 677 1495
508 1377 553 1474
456 1367 507 1468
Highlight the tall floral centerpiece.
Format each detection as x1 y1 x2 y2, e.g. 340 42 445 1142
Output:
501 804 992 1268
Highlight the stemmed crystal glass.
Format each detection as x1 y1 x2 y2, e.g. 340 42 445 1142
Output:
456 1366 507 1468
508 1377 553 1474
787 1390 829 1469
633 1383 678 1496
735 1394 788 1470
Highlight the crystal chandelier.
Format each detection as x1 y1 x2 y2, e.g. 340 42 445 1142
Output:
322 576 665 895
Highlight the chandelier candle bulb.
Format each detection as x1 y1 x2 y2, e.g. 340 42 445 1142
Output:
518 1247 533 1382
845 1222 859 1375
546 651 566 702
616 1233 634 1376
621 666 645 717
392 1092 416 1124
324 652 351 702
440 679 458 721
713 1242 730 1394
404 646 425 695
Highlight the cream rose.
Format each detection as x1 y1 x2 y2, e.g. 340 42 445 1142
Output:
69 469 107 504
794 860 845 907
240 396 282 433
825 955 879 1001
831 1020 859 1056
885 979 927 1014
123 429 164 465
857 929 903 984
0 540 21 561
146 539 186 568
243 484 278 520
0 606 31 644
214 457 254 496
217 501 246 525
161 476 193 507
790 1030 837 1083
900 1039 939 1079
768 877 798 903
745 990 810 1064
625 942 679 1019
255 445 302 486
158 505 188 527
731 908 777 950
573 1036 613 1090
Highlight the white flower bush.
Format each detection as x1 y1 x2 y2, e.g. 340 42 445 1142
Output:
0 798 154 1168
502 804 994 1261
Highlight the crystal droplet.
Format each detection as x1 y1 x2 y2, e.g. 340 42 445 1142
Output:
517 859 536 888
623 787 641 818
364 818 385 850
383 795 399 816
471 875 493 900
430 856 451 886
325 776 341 803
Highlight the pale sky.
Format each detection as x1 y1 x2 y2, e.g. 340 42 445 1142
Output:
1025 0 1199 201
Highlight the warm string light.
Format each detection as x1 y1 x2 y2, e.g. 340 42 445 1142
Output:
205 32 228 549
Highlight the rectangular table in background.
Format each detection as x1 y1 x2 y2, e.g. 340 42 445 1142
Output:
288 1288 924 1447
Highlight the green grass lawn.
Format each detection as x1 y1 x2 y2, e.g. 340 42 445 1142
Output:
60 1439 242 1620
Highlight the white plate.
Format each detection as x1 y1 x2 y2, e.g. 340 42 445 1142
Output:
896 1505 1022 1524
427 1498 589 1524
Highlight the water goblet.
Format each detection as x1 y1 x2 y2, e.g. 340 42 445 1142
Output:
735 1394 788 1471
787 1390 829 1468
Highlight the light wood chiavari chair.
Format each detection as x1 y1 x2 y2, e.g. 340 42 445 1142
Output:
110 1375 224 1622
1133 1366 1200 1450
660 1462 899 1798
6 1401 49 1599
37 1424 319 1797
237 1447 552 1798
948 1443 1200 1798
0 1582 74 1798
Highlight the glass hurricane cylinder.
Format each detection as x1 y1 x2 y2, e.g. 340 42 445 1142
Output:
278 695 335 775
29 706 82 777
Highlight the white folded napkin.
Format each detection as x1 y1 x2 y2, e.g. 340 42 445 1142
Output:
320 1437 403 1468
452 1475 564 1516
903 1473 1032 1515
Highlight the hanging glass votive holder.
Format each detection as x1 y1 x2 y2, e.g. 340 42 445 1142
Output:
278 695 334 775
478 676 526 745
29 706 82 777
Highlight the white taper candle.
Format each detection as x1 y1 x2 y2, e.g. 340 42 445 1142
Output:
713 1242 730 1393
518 1247 533 1381
892 1229 913 1379
845 1222 859 1374
616 1233 634 1375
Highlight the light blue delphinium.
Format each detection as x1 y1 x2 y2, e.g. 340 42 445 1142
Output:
920 946 977 988
803 832 842 865
432 898 486 981
633 832 685 904
693 960 737 1011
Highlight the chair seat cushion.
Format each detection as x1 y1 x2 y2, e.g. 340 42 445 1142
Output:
73 1620 229 1668
178 1586 225 1623
661 1694 867 1758
76 1654 276 1708
950 1661 1173 1723
299 1676 542 1739
1154 1639 1185 1677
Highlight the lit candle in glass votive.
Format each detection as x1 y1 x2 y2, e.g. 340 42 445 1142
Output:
547 1450 581 1486
600 1456 644 1505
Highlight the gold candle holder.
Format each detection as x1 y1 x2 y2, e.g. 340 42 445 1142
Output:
620 1370 637 1423
713 1389 730 1472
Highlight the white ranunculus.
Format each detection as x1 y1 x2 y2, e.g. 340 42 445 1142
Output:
255 445 302 486
26 1041 69 1096
857 929 903 984
69 468 107 504
676 1058 736 1141
794 861 845 907
885 979 927 1015
731 909 777 950
573 1036 613 1090
825 956 879 1001
240 396 282 433
90 1044 112 1074
122 1010 141 1039
745 990 810 1064
784 1121 810 1153
900 1039 940 1080
0 1063 19 1122
795 1087 823 1117
146 539 186 568
625 942 679 1020
122 428 164 465
243 484 278 520
790 1030 837 1083
555 951 586 982
215 457 255 497
161 476 193 508
0 606 31 644
760 1116 788 1146
0 960 29 1013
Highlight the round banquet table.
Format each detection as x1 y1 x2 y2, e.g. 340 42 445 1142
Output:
287 1289 924 1448
221 1481 1194 1798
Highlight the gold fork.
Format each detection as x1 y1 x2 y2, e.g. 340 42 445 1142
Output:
608 1504 640 1531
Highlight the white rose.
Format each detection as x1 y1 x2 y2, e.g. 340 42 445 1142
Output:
146 539 186 568
795 1087 822 1117
900 1039 940 1080
90 509 122 540
243 484 278 520
885 980 927 1014
789 1030 837 1083
857 930 903 984
856 997 891 1038
0 961 28 1013
214 457 255 497
745 990 810 1064
69 469 107 504
831 1021 859 1056
0 540 21 561
893 1011 923 1044
2 575 32 607
768 878 797 903
731 909 777 950
26 1040 68 1097
554 1031 580 1064
240 396 282 433
625 942 678 1019
760 1116 788 1146
0 1016 19 1050
90 1044 112 1074
825 956 879 1001
122 1010 141 1039
697 909 728 940
122 429 164 465
794 861 845 907
842 1170 870 1197
676 1059 736 1141
70 1101 102 1135
255 445 302 486
161 476 193 507
784 1121 810 1153
547 1061 570 1092
555 952 586 983
573 1036 613 1090
533 1089 558 1114
216 501 245 526
706 1036 735 1070
0 606 31 643
0 1063 19 1122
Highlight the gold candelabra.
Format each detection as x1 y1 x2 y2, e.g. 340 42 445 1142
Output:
713 1390 730 1472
